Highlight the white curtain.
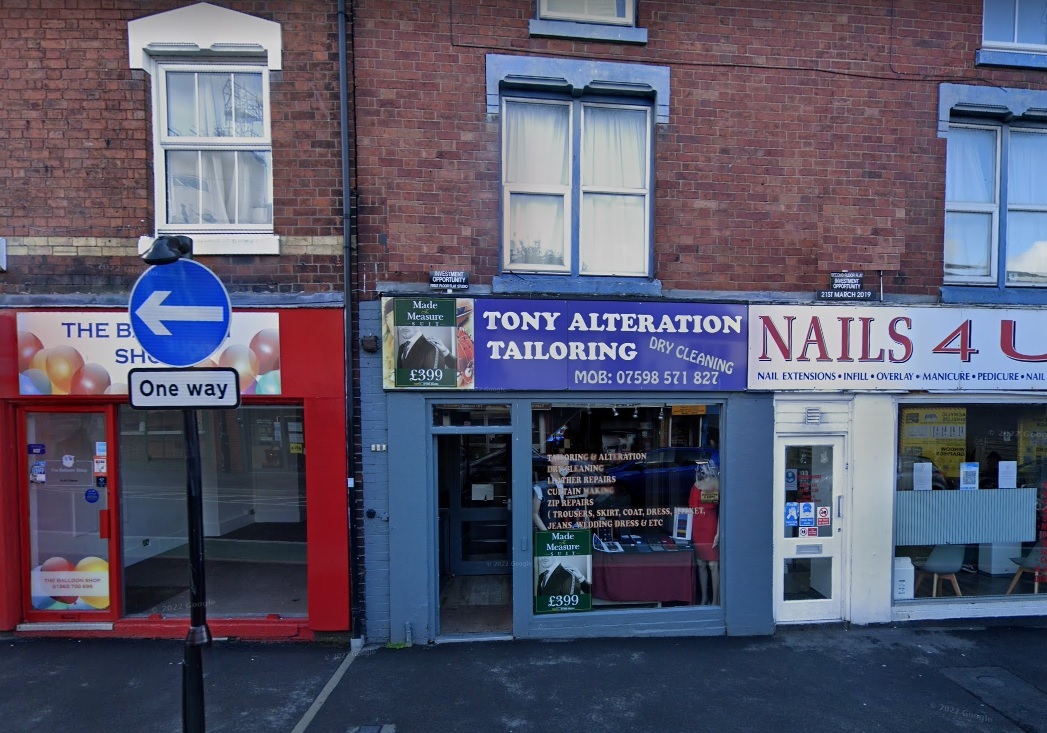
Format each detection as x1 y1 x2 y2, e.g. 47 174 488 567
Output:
944 212 992 277
238 152 272 224
547 0 623 21
580 105 647 275
1006 131 1047 282
165 72 268 226
944 127 996 277
505 102 569 268
945 127 995 203
196 74 235 224
505 101 569 185
1009 131 1047 206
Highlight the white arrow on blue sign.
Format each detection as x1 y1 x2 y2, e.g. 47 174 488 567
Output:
128 259 232 368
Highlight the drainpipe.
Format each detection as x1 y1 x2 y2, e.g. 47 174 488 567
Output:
338 0 363 640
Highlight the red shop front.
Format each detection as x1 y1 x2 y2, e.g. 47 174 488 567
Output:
0 308 349 640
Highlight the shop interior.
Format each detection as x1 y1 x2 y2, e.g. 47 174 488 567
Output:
436 402 722 636
119 405 307 618
894 403 1047 600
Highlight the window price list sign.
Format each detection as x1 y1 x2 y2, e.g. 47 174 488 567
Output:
534 530 592 614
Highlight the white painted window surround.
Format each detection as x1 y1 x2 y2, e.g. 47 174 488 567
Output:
128 3 282 256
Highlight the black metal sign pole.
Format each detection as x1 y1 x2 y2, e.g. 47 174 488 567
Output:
182 406 211 733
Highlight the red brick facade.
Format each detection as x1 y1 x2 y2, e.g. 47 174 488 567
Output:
0 1 347 296
6 1 1047 299
350 0 1047 299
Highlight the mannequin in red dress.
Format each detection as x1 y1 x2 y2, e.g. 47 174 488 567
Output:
688 462 720 605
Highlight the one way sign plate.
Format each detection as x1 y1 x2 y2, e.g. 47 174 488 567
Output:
128 368 241 410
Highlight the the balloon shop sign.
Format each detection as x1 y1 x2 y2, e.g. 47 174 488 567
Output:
15 311 281 396
381 297 748 390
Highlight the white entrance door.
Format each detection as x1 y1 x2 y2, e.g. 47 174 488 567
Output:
773 435 847 623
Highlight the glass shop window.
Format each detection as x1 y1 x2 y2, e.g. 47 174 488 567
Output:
893 403 1047 602
531 403 722 613
120 405 307 618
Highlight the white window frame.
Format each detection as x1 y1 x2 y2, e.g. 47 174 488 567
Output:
539 0 635 27
983 0 1047 52
1005 127 1047 285
154 62 274 237
945 123 1047 288
127 2 282 256
944 123 1001 286
579 101 651 277
501 98 574 275
501 96 652 278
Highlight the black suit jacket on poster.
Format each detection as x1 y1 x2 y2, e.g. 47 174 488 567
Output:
397 336 455 370
537 564 590 596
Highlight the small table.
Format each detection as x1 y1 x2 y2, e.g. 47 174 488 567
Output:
592 547 696 604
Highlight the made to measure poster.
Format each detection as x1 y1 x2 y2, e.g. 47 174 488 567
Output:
534 529 592 614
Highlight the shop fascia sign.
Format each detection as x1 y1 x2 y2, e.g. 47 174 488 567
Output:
748 304 1047 391
382 296 748 391
16 311 281 397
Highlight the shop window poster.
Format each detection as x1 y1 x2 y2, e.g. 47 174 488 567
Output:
31 556 110 611
899 407 967 483
959 462 979 491
534 529 592 614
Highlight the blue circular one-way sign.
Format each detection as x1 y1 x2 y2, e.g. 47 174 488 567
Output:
128 259 232 368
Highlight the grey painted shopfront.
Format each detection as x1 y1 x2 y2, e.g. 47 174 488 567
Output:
358 297 774 643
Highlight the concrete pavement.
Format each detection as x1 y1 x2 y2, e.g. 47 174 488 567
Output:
3 623 1047 732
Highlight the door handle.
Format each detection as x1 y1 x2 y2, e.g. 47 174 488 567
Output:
99 509 110 539
836 496 843 519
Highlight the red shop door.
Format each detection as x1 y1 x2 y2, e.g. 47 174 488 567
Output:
21 408 120 623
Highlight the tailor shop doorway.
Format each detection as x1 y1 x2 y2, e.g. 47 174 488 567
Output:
435 404 513 637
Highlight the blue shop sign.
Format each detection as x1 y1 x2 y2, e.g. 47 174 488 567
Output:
473 299 747 391
384 297 747 391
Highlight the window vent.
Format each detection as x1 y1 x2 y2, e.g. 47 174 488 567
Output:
804 407 822 425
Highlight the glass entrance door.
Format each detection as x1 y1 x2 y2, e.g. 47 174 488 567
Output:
439 433 512 576
773 435 846 623
433 403 514 637
24 410 117 620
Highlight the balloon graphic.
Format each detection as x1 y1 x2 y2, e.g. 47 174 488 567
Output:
31 565 53 610
29 347 51 372
255 370 281 394
218 344 259 390
249 329 280 374
17 331 44 372
19 369 52 395
76 556 110 610
40 556 77 604
45 345 85 394
70 363 112 395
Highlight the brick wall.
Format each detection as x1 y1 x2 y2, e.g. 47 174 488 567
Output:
351 0 1047 298
0 1 348 297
